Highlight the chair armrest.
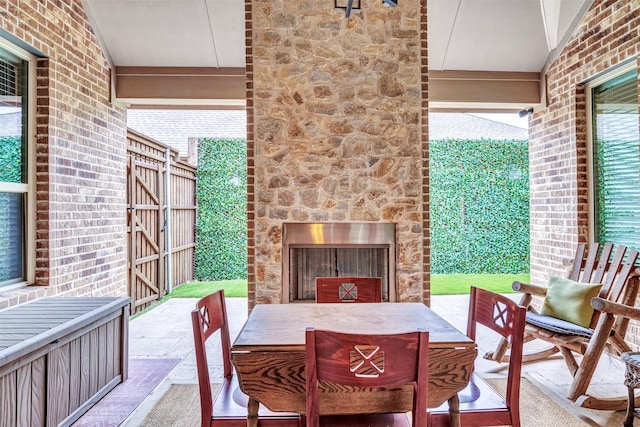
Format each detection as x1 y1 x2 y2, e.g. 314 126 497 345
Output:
591 297 640 321
512 281 547 297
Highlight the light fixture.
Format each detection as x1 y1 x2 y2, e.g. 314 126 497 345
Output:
518 108 534 118
335 0 397 18
335 0 361 18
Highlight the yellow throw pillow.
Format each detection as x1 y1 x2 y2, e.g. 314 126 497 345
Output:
539 276 603 328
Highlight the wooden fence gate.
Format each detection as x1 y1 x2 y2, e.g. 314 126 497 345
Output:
126 130 197 315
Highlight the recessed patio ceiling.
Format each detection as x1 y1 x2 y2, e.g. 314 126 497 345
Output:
81 0 592 109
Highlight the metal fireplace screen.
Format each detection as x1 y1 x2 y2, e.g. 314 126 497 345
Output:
282 222 396 302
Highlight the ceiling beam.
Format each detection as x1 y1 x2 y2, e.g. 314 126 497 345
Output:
115 66 246 108
115 67 541 112
429 70 542 112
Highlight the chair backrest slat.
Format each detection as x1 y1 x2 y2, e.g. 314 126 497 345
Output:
578 242 599 281
608 249 639 303
315 277 382 303
569 243 588 281
589 242 614 285
305 328 428 427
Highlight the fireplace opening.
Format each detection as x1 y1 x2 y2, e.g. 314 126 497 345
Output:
282 222 396 303
289 247 389 301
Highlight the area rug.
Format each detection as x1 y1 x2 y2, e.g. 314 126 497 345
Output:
484 377 588 427
73 358 180 427
140 383 220 427
141 377 587 427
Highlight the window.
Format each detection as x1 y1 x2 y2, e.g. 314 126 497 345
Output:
0 40 35 288
588 63 640 249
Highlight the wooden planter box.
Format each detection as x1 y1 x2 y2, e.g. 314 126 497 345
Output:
0 297 130 427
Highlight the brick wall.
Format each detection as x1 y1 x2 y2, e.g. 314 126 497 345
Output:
0 0 128 309
246 0 430 307
530 0 640 344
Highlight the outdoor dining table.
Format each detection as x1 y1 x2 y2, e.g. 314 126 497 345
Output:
230 302 477 427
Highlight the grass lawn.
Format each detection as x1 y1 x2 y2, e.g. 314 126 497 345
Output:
131 274 529 319
167 274 530 299
431 273 529 295
168 279 248 298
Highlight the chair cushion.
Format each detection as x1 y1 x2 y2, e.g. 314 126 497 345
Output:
526 312 594 338
539 276 602 328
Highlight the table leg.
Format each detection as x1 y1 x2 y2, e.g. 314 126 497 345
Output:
448 394 461 427
247 397 259 427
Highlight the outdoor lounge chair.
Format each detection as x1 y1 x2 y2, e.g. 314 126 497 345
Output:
485 242 640 410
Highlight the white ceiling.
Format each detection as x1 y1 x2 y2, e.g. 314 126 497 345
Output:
429 0 589 72
84 0 591 72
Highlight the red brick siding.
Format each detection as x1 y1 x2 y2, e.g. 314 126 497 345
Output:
0 0 128 309
420 0 430 306
530 0 640 347
245 0 256 308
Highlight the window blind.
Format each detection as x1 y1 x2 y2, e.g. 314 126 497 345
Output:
591 69 640 249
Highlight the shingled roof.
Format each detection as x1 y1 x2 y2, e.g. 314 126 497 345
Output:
429 113 528 140
127 109 247 156
126 110 528 157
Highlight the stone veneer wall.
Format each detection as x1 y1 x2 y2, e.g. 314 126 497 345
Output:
0 0 128 309
529 0 640 347
246 0 429 307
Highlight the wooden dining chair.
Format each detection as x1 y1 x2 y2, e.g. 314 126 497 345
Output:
305 327 429 427
315 277 382 303
191 289 300 427
429 286 527 427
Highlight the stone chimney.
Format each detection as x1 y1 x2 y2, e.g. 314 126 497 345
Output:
245 0 429 307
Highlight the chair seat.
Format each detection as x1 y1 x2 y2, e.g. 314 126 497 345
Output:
212 374 300 425
318 413 410 427
429 373 513 426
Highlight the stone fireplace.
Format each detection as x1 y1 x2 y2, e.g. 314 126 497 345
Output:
282 222 396 302
245 0 429 308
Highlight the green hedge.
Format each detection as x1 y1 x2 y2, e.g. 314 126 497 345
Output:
195 138 247 280
194 137 529 278
429 138 530 274
0 136 22 183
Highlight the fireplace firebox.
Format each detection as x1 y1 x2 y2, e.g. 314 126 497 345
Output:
282 222 396 303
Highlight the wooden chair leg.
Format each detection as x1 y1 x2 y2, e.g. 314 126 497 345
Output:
625 387 636 427
567 314 615 403
575 394 637 411
558 346 579 375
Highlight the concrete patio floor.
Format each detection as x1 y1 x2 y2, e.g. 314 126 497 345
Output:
121 295 629 426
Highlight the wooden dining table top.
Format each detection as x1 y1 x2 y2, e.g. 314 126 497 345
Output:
232 302 475 350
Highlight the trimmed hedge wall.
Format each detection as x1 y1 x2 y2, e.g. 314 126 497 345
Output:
195 138 247 280
430 138 530 274
0 136 22 183
194 137 530 279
